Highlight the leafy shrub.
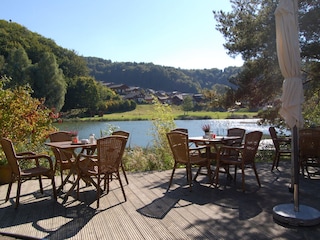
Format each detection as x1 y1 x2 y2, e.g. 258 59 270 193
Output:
150 98 176 170
0 77 55 163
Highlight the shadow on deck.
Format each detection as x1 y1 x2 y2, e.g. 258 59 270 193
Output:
0 162 320 240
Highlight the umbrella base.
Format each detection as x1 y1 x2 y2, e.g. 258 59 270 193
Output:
273 203 320 226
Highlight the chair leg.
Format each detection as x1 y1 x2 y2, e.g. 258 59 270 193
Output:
167 163 177 192
272 152 281 171
271 152 277 171
187 164 192 191
207 163 212 183
234 166 237 182
214 163 220 186
75 175 82 200
51 175 57 200
117 172 126 202
60 169 64 188
275 152 281 169
121 162 129 184
241 166 245 192
15 180 22 209
97 175 101 208
185 167 189 182
193 166 201 181
107 174 110 194
103 175 107 191
38 176 44 194
252 163 261 188
6 181 13 202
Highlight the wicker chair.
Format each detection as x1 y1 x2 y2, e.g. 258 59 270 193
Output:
216 128 246 180
171 128 211 180
166 131 211 191
299 128 320 178
111 130 130 184
76 135 127 208
48 131 75 187
226 128 246 146
269 127 291 171
0 138 57 208
215 131 262 192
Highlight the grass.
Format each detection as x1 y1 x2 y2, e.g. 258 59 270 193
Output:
78 105 258 121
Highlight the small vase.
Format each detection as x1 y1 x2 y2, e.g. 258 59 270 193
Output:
204 131 210 139
71 135 79 143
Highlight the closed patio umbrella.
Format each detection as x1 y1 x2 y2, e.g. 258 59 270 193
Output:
272 0 320 226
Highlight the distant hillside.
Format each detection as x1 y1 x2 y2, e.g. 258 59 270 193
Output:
0 20 89 79
0 19 241 95
85 57 241 93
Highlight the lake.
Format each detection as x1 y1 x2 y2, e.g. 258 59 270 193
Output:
53 119 284 148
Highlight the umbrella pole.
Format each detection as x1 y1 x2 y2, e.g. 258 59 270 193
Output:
292 125 299 211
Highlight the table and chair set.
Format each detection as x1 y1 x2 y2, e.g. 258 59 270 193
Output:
1 125 320 208
166 126 320 193
167 127 263 192
0 130 130 209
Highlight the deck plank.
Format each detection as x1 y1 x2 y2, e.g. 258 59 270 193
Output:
0 162 320 240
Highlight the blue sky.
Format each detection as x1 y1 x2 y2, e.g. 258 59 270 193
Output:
1 0 243 70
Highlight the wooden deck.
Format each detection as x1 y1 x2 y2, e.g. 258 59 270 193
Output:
0 162 320 240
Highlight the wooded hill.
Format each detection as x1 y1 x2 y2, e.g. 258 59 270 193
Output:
85 57 241 93
0 20 241 95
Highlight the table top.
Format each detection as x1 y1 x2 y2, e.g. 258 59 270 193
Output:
45 141 96 149
189 136 241 143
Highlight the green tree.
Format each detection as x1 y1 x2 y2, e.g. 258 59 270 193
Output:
63 76 99 112
214 0 281 109
214 0 320 113
31 52 66 112
4 47 32 88
202 88 220 110
0 55 5 73
220 87 236 110
58 50 89 79
299 1 320 62
182 95 194 114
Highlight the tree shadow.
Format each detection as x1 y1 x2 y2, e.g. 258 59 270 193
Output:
0 187 124 240
137 177 262 220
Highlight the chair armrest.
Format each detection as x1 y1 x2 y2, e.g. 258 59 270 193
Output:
17 154 54 170
16 151 36 156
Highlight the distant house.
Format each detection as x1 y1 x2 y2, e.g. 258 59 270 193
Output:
99 81 203 106
193 94 205 103
144 95 154 104
108 84 129 94
171 94 184 105
158 96 170 104
124 92 146 103
126 86 141 93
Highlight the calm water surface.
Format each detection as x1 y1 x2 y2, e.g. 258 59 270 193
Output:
54 119 285 147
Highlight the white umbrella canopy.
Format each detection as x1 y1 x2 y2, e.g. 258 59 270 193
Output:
275 0 304 128
273 0 320 226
